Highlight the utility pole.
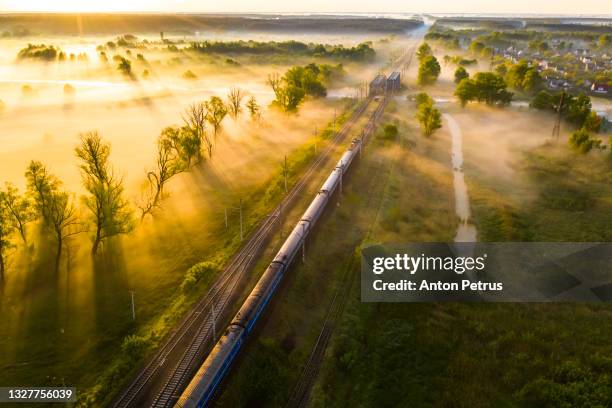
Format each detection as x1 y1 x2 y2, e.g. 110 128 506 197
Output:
239 199 243 241
339 160 344 194
278 201 283 240
314 127 318 154
224 208 228 228
211 303 216 341
552 92 565 140
129 290 135 320
301 223 306 263
333 109 337 137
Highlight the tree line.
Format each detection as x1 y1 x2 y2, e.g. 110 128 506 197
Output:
0 88 261 280
190 40 375 61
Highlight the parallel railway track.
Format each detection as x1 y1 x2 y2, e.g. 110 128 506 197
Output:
113 96 373 408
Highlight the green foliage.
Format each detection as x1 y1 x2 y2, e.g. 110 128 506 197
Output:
414 92 433 106
506 60 542 93
417 55 441 86
454 72 513 107
416 97 442 137
190 40 375 61
0 194 15 280
454 66 469 84
25 160 60 225
530 92 596 130
583 111 602 133
469 40 485 54
181 261 216 292
116 57 132 76
76 132 133 254
381 124 399 140
246 96 260 120
518 360 612 408
17 44 59 61
205 96 228 138
120 335 151 362
0 183 35 244
269 63 343 111
569 128 601 154
566 94 592 127
182 70 197 80
416 42 432 61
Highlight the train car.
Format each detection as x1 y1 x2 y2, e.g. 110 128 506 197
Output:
232 261 286 333
174 325 245 408
387 71 401 92
174 109 368 408
369 74 386 96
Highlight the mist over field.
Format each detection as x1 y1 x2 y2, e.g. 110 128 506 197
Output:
1 11 611 408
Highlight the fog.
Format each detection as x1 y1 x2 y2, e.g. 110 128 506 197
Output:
0 28 405 390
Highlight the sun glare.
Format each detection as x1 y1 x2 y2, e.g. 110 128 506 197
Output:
2 0 164 12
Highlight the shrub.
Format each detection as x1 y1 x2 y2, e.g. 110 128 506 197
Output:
181 261 216 292
121 334 151 361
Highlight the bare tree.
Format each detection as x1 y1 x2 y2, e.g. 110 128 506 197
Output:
48 190 81 271
25 160 59 225
267 73 282 95
227 87 245 119
246 96 260 121
0 182 35 244
0 197 15 282
75 132 133 255
205 96 228 145
139 132 186 219
182 103 208 161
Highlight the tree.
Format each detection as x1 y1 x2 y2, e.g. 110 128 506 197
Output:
0 197 15 281
454 66 469 84
117 57 132 76
522 69 542 93
469 41 485 54
416 100 442 137
506 60 530 89
246 96 260 121
47 189 81 270
455 73 512 107
25 160 59 225
566 94 592 127
75 132 133 255
455 78 476 107
227 87 245 118
530 90 554 110
569 128 601 154
183 102 208 160
205 96 228 142
417 55 441 86
414 92 434 106
416 43 432 61
0 183 35 244
583 111 602 133
140 132 186 219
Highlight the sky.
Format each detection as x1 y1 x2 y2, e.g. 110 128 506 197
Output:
0 0 610 14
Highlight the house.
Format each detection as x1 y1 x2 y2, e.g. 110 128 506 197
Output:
591 83 609 94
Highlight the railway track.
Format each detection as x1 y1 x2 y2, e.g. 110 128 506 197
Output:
113 96 373 408
285 43 419 408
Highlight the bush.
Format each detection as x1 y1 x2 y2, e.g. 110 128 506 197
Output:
182 70 197 80
181 261 216 292
121 334 151 362
17 44 59 61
